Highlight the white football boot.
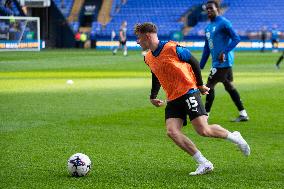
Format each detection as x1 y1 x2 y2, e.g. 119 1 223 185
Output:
123 50 128 56
233 131 251 156
189 161 214 176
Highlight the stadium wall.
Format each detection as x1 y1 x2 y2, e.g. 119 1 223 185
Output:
95 40 284 51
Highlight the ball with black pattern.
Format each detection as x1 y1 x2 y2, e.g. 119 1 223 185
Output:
67 153 91 177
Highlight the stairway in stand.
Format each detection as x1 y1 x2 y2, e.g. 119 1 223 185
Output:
97 0 113 25
67 0 85 23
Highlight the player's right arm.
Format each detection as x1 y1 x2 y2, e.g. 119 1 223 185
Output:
200 38 210 69
221 20 240 61
144 56 164 107
150 72 164 107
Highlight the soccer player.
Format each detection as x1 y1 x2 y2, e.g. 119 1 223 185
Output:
200 0 249 122
134 22 250 176
276 51 284 69
113 21 128 56
271 25 280 53
260 26 268 52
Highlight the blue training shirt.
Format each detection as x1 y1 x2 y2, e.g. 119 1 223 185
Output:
200 16 240 69
271 29 279 40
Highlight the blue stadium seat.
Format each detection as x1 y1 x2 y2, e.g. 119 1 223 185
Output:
97 0 284 38
53 0 74 18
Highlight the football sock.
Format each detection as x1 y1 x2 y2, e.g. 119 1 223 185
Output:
193 151 208 164
239 110 248 117
227 132 239 144
123 50 127 56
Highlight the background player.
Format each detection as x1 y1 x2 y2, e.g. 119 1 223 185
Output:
200 0 249 122
113 20 128 56
271 25 280 53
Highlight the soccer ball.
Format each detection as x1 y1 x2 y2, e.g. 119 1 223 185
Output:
67 153 91 177
66 80 74 85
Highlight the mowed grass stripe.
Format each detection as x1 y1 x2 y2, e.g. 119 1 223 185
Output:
0 50 283 189
0 71 149 78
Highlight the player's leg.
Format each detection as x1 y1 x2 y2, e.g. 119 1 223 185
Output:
272 40 279 52
166 118 198 155
205 87 215 114
113 41 121 55
191 116 228 138
205 68 219 115
276 52 284 69
185 91 250 157
222 69 248 122
166 118 213 176
165 98 213 175
272 40 276 52
275 40 279 49
191 116 250 156
123 41 128 56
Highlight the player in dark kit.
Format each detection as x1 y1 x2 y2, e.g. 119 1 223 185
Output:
200 0 249 122
276 51 284 69
113 21 128 56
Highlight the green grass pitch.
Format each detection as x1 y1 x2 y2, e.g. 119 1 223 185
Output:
0 50 283 188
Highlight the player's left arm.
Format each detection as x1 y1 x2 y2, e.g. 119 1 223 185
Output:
220 21 241 62
176 46 209 95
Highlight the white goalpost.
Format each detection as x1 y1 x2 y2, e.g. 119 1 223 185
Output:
0 16 40 51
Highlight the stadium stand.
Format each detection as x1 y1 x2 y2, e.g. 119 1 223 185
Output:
4 0 281 47
93 0 204 39
53 0 74 18
222 0 284 31
190 0 284 37
89 0 283 40
2 0 284 39
0 0 21 16
52 0 79 32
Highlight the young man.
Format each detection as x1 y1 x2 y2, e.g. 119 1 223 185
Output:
271 25 280 53
113 21 128 56
200 0 249 122
276 51 284 69
134 22 250 176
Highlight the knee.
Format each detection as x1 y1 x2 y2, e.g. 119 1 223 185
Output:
196 127 211 137
166 127 180 139
224 83 235 92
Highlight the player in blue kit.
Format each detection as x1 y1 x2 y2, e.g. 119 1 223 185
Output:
200 0 249 122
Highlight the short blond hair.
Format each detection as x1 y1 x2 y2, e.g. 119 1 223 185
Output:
134 22 158 35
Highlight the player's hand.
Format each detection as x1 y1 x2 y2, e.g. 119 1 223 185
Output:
198 85 210 95
150 98 165 107
218 52 226 63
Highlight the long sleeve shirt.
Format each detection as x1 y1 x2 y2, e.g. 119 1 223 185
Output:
200 16 240 69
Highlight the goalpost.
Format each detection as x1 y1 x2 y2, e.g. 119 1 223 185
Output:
0 16 41 51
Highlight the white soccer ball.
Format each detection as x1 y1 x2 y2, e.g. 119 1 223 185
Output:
67 153 91 177
66 80 74 85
